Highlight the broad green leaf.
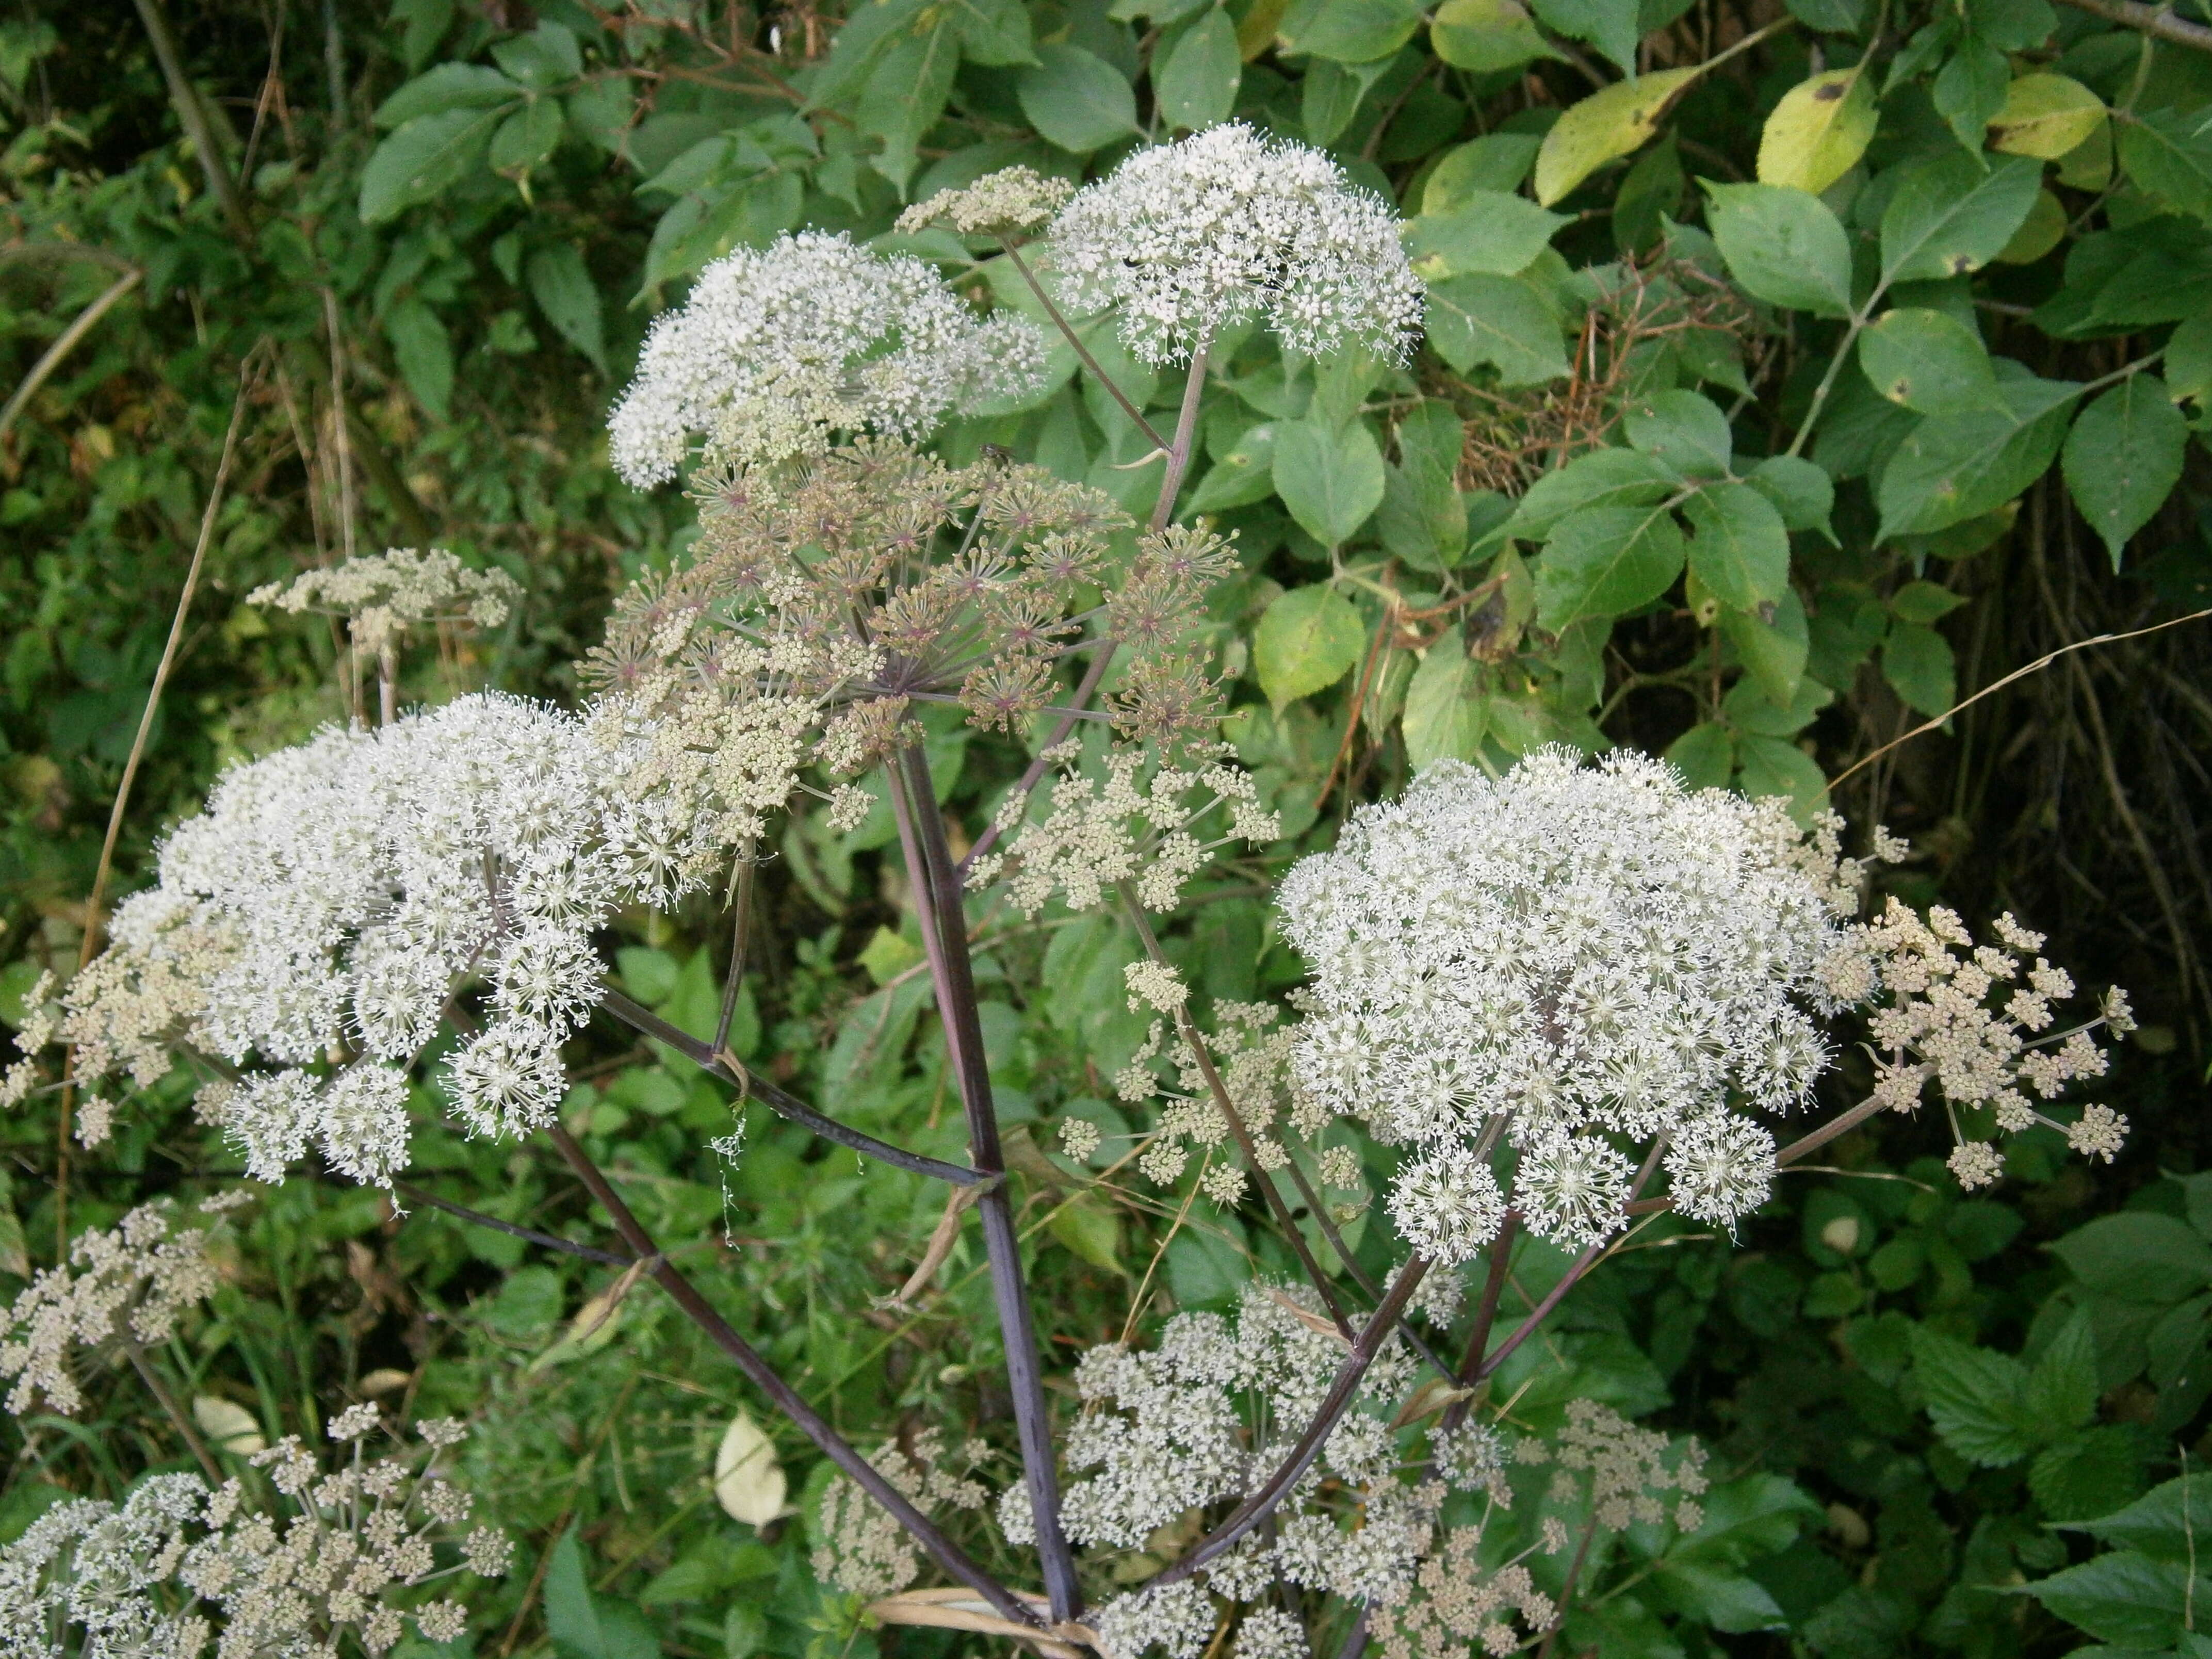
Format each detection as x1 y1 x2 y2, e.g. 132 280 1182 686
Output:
1996 187 2067 264
1757 66 1876 194
948 0 1038 63
1274 418 1387 544
2024 1310 2100 1432
1402 636 1489 766
1879 150 2042 284
1184 421 1278 512
1888 578 1965 623
1403 191 1568 279
2166 314 2212 405
1378 465 1469 568
2063 374 2187 568
1429 0 1561 70
1724 669 1830 735
1875 375 2080 540
2051 1212 2212 1299
1722 587 1810 704
372 61 525 128
545 1529 663 1659
1735 734 1828 818
2020 1551 2204 1650
358 106 510 222
1684 481 1790 609
1255 583 1368 709
2116 108 2212 223
1858 308 1999 415
1530 0 1640 73
806 0 929 108
1909 1324 2037 1466
1746 454 1836 538
1933 37 2009 154
1651 1561 1788 1632
1017 44 1139 152
1534 69 1701 206
526 245 607 373
1049 1193 1126 1274
1423 134 1544 210
384 299 453 422
489 96 564 177
1278 0 1426 59
863 22 959 189
1510 447 1677 538
1613 134 1685 254
1704 181 1854 317
1666 720 1735 787
491 21 582 87
1535 502 1687 629
1156 8 1241 129
1425 273 1570 384
2030 1424 2151 1522
1302 54 1395 143
1625 389 1733 478
1882 622 1954 715
1395 398 1467 486
2063 1474 2212 1562
1988 72 2106 158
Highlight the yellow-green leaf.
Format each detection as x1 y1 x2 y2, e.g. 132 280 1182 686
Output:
1997 187 2068 265
193 1395 267 1456
1757 66 1876 194
1430 0 1562 69
1048 1194 1125 1275
1987 73 2106 160
1535 68 1701 206
714 1411 789 1527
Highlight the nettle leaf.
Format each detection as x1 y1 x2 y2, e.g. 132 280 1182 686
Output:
1987 72 2106 159
1017 43 1139 152
1879 150 2042 283
1534 68 1701 205
2116 107 2212 223
1403 191 1568 279
1875 373 2079 540
1908 1325 2038 1466
1625 389 1733 478
1704 182 1854 318
1154 7 1241 130
1273 417 1387 544
2063 373 2187 569
1757 66 1877 194
1857 308 2000 416
2019 1551 2205 1650
1255 583 1368 709
359 105 513 222
2050 1212 2212 1299
1535 501 1687 629
1429 0 1561 71
1683 481 1790 609
1402 635 1490 766
2062 1474 2212 1562
2024 1310 2101 1432
1425 273 1569 384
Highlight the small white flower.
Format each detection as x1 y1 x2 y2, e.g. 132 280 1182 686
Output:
1663 1113 1776 1230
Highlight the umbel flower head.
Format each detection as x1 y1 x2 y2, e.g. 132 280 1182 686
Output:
1277 750 1873 1260
248 547 520 656
1045 123 1426 366
607 231 1048 486
58 694 721 1184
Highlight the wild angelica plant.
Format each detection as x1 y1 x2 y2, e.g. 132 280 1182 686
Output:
13 127 2144 1659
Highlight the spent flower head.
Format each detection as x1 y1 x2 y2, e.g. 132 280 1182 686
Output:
608 232 1047 485
1046 123 1424 366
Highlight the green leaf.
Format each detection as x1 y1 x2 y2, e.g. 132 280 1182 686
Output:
1403 191 1569 279
1858 308 2000 416
863 22 959 189
1722 587 1810 704
1724 669 1830 735
1302 54 1395 144
359 105 510 222
2063 374 2188 569
1048 1194 1125 1274
1666 720 1736 787
1684 482 1790 609
1933 38 2009 154
2167 315 2212 405
1425 274 1570 384
1402 635 1490 767
1279 0 1427 59
1734 734 1828 818
1017 43 1139 152
2051 1213 2212 1300
2063 1474 2212 1561
372 61 524 128
948 0 1038 63
1534 68 1701 206
1879 150 2043 284
1888 578 1965 623
1255 583 1368 709
1535 502 1687 629
1529 0 1640 73
1704 181 1855 318
545 1529 663 1659
2117 108 2212 223
1882 622 1955 716
1909 1324 2037 1466
1625 389 1734 478
383 299 453 423
1423 134 1544 209
2030 1425 2151 1522
491 21 582 88
1155 8 1241 130
1429 0 1561 70
1876 375 2080 540
2020 1551 2203 1650
1651 1561 1789 1632
1510 447 1678 538
1988 72 2107 158
1185 421 1278 512
1756 66 1876 194
1274 418 1387 545
1746 454 1836 538
2026 1310 2102 1432
489 96 564 177
525 246 607 373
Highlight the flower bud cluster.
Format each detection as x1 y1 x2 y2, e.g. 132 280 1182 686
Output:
248 547 520 655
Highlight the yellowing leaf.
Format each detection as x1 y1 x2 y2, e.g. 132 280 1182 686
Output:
714 1410 789 1527
1757 66 1876 194
1534 69 1701 206
357 1368 413 1396
193 1395 267 1456
1987 73 2106 160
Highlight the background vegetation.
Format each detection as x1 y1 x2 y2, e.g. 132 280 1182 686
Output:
3 0 2210 1654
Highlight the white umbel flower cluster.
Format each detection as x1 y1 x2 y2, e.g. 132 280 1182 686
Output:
608 232 1047 485
1046 124 1425 366
248 548 519 655
1278 751 1870 1260
60 695 718 1184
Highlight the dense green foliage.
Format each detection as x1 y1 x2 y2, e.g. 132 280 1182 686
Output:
3 0 2210 1656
